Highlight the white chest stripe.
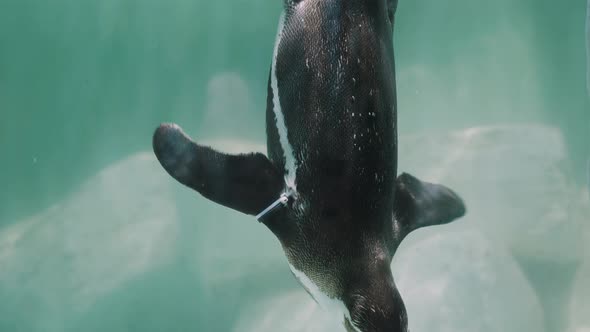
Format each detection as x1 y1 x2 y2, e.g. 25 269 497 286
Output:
288 264 361 331
271 12 298 191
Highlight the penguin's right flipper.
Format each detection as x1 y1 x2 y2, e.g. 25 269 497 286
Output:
392 173 466 241
152 123 284 216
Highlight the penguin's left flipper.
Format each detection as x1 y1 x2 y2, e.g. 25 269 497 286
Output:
393 172 466 240
152 123 284 216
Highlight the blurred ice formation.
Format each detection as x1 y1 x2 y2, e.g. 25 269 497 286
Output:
199 72 260 140
0 138 287 332
567 193 590 332
569 260 590 332
398 124 589 332
399 124 584 263
232 291 344 332
0 152 178 331
587 0 590 194
393 229 545 332
586 0 589 97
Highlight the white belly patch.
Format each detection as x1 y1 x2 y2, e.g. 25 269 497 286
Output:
288 264 361 331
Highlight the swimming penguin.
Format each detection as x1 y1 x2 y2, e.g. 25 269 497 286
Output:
152 0 466 331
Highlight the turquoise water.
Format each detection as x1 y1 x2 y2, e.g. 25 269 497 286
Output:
1 0 589 331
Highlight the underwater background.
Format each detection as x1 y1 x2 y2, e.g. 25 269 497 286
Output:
1 0 589 331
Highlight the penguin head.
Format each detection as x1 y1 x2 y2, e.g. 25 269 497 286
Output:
343 258 408 332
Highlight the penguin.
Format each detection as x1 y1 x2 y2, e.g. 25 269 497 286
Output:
152 0 466 331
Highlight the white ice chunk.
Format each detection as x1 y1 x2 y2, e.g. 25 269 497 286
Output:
398 124 585 263
232 291 345 332
0 152 178 330
199 72 263 140
393 228 546 332
567 237 590 332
